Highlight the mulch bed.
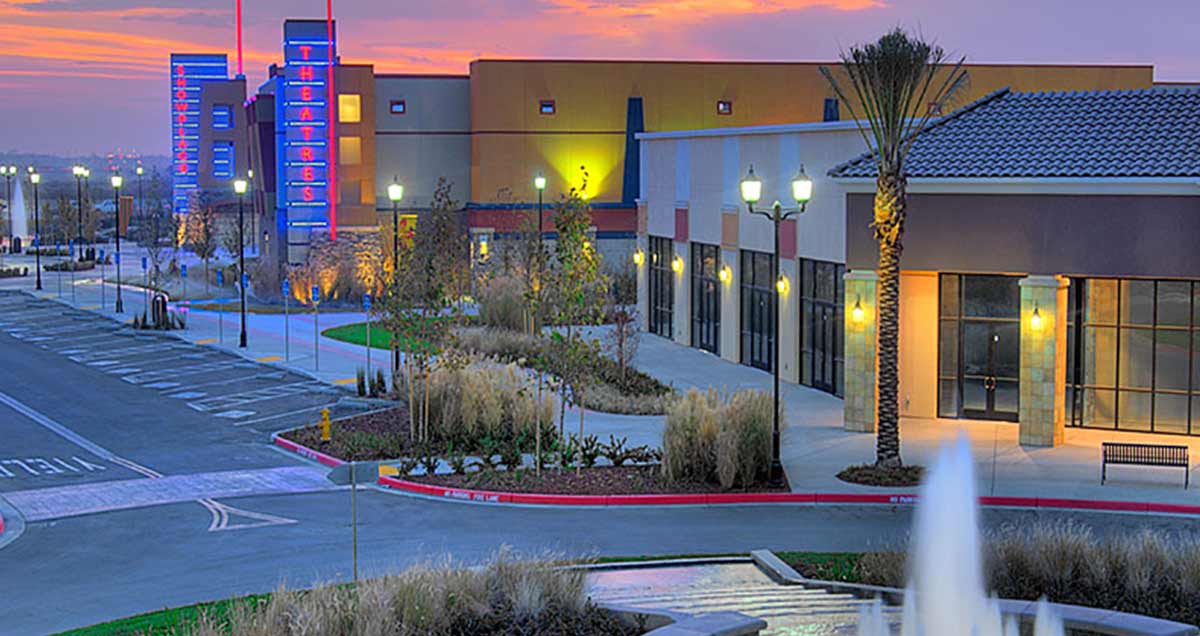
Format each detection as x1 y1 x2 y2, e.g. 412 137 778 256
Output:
407 465 790 496
836 463 925 487
281 406 412 462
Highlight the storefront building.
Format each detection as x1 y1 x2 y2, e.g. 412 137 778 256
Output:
831 86 1200 444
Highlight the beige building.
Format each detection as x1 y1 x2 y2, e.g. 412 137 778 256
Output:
635 122 864 395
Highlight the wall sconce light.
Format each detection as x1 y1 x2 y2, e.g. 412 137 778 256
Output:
718 264 731 284
775 275 789 295
671 256 684 274
632 250 645 266
852 295 865 324
1030 305 1043 331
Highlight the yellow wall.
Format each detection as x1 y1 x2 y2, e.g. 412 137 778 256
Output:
469 60 1153 204
899 272 939 420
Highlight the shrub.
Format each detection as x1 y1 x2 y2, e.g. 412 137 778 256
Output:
396 353 555 448
661 388 772 489
455 327 673 414
855 520 1200 627
182 551 631 636
477 274 528 331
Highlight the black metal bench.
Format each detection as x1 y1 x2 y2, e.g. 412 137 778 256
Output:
1101 442 1189 488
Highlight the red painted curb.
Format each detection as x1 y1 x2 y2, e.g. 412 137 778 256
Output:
274 438 1200 517
375 475 1200 516
273 435 345 467
0 509 5 536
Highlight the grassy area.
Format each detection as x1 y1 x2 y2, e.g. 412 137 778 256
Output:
54 593 270 636
322 321 422 350
52 552 858 636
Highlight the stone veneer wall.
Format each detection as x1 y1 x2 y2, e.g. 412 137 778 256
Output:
1018 275 1069 446
844 270 878 432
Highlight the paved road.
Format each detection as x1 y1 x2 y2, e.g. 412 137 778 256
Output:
1 291 1199 635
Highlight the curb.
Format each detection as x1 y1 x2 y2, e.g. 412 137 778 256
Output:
0 495 24 551
272 434 345 467
273 433 1200 516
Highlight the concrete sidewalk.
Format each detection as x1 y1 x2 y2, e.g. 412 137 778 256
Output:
0 246 381 388
8 246 1200 510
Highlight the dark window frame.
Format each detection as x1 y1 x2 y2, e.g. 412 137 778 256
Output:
1067 277 1199 435
740 249 776 372
690 242 721 355
798 258 845 397
647 236 674 339
717 100 733 116
389 100 407 115
539 100 556 115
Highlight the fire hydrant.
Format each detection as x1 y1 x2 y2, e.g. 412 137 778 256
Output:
319 408 332 442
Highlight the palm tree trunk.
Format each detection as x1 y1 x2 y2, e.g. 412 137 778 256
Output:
874 173 905 468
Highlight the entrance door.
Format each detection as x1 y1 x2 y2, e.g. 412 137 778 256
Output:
961 321 1019 420
811 303 836 392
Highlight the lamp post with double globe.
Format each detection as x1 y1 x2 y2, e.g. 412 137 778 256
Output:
738 164 813 487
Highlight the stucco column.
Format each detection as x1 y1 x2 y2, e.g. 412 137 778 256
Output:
672 241 689 345
719 248 739 363
1018 275 1069 447
634 232 649 332
844 270 878 433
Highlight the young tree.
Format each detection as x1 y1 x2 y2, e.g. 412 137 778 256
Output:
821 29 968 468
134 198 179 289
186 191 219 295
548 168 609 462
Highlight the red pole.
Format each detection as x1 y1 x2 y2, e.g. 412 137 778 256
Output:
326 0 337 239
235 0 244 75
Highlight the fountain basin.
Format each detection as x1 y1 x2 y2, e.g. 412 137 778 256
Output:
752 550 1198 636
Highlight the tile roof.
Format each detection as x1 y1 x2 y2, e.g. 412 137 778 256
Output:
829 87 1200 179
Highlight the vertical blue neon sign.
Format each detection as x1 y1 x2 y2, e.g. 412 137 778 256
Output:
281 21 335 231
169 53 229 215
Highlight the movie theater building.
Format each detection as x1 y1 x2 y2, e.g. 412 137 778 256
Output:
830 87 1200 445
633 66 1156 398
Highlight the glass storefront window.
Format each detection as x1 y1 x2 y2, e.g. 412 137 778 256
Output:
1069 278 1200 436
690 243 720 355
798 258 845 397
647 236 674 339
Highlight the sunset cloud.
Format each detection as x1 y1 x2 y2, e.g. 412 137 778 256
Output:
0 0 1194 155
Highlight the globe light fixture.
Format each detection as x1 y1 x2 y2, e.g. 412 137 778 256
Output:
718 264 731 284
233 179 248 195
739 165 762 205
852 296 866 324
632 250 644 266
671 255 684 274
1030 306 1043 331
30 172 40 185
775 275 789 295
792 165 813 204
387 182 404 202
136 166 144 176
110 174 122 189
534 173 546 191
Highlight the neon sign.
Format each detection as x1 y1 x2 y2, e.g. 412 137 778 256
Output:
169 54 228 215
282 21 336 232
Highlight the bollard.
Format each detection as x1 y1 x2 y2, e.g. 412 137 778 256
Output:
319 408 332 442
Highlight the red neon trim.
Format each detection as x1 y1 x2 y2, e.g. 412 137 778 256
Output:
326 0 336 239
235 0 244 75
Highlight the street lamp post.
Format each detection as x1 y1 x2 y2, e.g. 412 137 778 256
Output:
234 178 248 348
386 182 404 373
739 164 813 488
2 166 14 251
31 172 41 290
136 165 144 221
534 173 546 253
112 174 124 313
72 166 85 255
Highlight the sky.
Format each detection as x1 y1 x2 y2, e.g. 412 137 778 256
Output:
1 0 1197 156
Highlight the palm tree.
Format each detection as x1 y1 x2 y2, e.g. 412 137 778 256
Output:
821 30 968 468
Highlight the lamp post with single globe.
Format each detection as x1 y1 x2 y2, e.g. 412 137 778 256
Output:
30 172 41 290
136 165 144 220
111 174 124 313
387 182 403 280
72 166 86 253
739 164 813 487
2 166 13 250
234 178 248 348
533 173 546 253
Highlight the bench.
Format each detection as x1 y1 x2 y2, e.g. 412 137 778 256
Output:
1101 442 1189 488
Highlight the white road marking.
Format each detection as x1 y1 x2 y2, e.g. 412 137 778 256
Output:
214 410 256 419
233 402 341 427
144 381 181 389
167 391 207 399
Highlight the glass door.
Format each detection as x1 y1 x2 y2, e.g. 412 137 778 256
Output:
961 321 1019 420
811 303 836 393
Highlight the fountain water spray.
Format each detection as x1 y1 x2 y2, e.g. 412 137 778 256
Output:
858 437 1063 636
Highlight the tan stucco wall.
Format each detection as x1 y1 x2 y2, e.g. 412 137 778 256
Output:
374 75 470 210
899 272 939 419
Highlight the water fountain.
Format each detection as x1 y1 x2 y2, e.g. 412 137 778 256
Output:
858 437 1064 636
9 177 29 243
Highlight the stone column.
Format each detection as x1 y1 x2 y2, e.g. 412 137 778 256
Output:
844 270 878 433
1018 275 1069 446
